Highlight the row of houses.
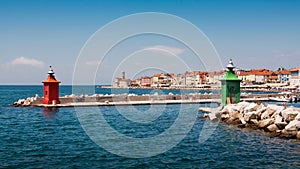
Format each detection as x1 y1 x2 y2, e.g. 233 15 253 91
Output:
113 66 300 88
236 69 291 84
130 72 210 88
236 67 300 86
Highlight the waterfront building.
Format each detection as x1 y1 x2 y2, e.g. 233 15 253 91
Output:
243 71 255 83
173 73 186 87
121 65 298 89
151 74 160 87
268 72 279 83
130 79 141 87
113 71 131 88
140 76 151 87
252 70 272 84
185 72 196 87
158 73 172 87
208 70 226 84
236 70 251 83
290 66 300 86
237 69 274 84
277 69 291 83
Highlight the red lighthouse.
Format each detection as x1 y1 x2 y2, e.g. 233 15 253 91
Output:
42 66 60 104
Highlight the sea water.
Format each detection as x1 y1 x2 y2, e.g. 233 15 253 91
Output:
0 86 300 168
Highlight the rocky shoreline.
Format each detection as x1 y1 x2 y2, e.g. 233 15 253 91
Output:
203 102 300 140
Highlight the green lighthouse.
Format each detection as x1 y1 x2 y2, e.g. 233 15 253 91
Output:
221 59 241 105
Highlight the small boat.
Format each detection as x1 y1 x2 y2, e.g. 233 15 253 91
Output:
269 96 289 102
278 91 292 95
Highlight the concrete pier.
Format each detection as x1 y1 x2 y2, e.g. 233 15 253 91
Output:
13 93 283 108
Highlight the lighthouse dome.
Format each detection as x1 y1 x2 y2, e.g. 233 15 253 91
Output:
48 66 55 75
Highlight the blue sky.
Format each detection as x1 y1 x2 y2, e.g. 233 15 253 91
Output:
0 0 299 84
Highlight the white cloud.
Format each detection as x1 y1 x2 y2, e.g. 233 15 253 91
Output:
11 57 45 68
143 45 185 55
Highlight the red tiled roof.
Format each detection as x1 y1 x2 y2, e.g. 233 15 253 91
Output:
237 71 250 76
278 70 291 75
208 70 226 76
290 66 300 72
142 76 151 79
154 73 163 77
43 75 60 83
253 71 273 75
269 75 278 80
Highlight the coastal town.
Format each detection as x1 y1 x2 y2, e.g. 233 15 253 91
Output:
112 65 300 92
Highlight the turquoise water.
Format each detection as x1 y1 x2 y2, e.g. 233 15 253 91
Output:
1 86 300 168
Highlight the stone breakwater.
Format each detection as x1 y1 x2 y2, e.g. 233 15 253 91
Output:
13 92 282 107
205 102 300 139
13 92 220 107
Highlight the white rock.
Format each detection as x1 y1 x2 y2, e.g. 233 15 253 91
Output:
295 113 300 121
68 94 76 98
221 113 230 120
281 129 297 138
256 107 267 117
226 117 241 125
244 103 259 113
23 100 30 106
229 110 240 120
222 104 236 114
234 101 250 112
275 122 288 130
267 124 279 132
261 108 276 120
270 111 280 119
250 119 259 125
17 99 25 105
208 113 217 121
297 131 300 139
274 115 283 124
258 119 274 128
267 104 284 112
239 115 247 124
244 111 257 122
281 108 299 122
285 120 300 131
237 101 250 107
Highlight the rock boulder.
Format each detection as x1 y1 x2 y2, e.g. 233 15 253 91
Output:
267 124 279 132
285 120 300 132
260 108 276 120
295 113 300 121
244 103 259 113
297 131 300 139
244 111 257 122
281 108 299 122
258 119 274 129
